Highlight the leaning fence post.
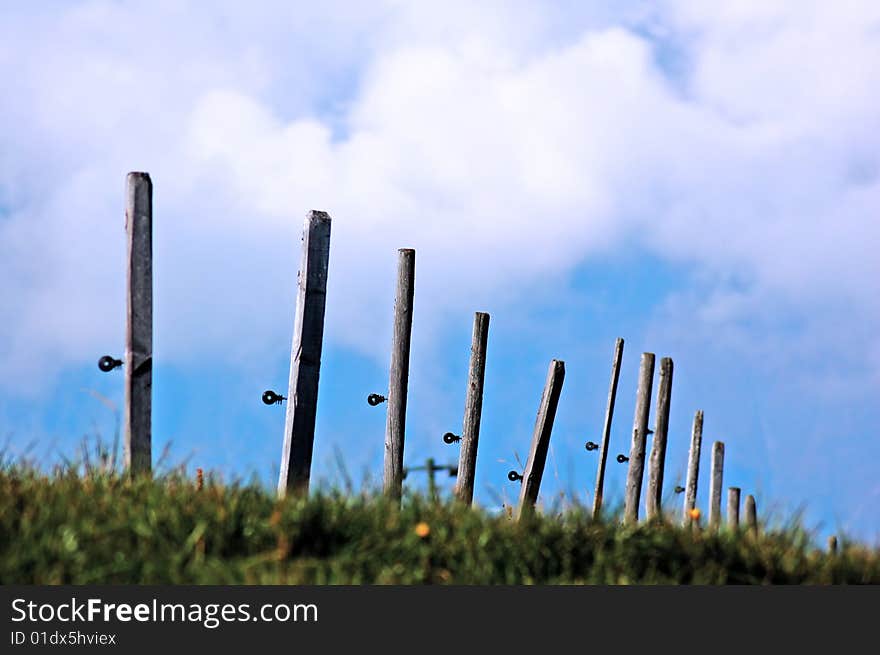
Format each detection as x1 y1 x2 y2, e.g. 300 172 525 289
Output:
124 172 153 476
277 211 332 497
454 311 490 505
727 487 741 530
744 494 758 537
516 359 565 520
646 357 673 521
682 410 704 527
708 441 725 531
591 338 624 519
383 249 416 500
624 353 655 524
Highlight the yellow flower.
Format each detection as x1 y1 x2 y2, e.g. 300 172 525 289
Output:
689 508 701 521
414 522 431 538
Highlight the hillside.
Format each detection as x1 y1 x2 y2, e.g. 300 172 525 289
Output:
1 468 877 584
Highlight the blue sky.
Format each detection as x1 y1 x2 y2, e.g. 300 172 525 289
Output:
1 1 878 541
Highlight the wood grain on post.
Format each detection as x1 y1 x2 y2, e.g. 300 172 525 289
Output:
646 357 673 521
708 441 725 531
454 311 490 505
682 410 704 527
277 211 332 497
124 172 152 476
745 494 758 537
383 249 416 500
516 359 565 520
591 338 624 519
727 487 741 530
624 353 655 524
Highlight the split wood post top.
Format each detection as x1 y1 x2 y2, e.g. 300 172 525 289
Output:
277 211 332 497
124 172 153 476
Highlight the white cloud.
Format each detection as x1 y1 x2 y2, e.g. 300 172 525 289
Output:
0 0 878 398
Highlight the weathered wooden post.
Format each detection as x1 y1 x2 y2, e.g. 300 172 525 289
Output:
516 359 565 520
624 353 655 524
828 535 838 555
646 357 673 521
744 494 758 537
124 172 152 476
277 211 332 497
727 487 741 530
682 410 704 527
454 312 490 505
591 338 624 519
384 249 416 500
708 441 725 531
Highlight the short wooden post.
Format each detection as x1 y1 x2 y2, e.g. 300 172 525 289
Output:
828 535 838 555
591 338 624 519
624 353 655 524
745 494 758 537
516 359 565 520
383 249 416 499
124 172 153 476
682 410 704 527
277 211 332 497
727 487 741 530
708 441 725 531
646 357 673 521
454 312 490 505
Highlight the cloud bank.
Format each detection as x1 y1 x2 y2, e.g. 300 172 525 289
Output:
1 0 878 405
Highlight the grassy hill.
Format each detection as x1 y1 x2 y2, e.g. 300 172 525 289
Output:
1 467 877 584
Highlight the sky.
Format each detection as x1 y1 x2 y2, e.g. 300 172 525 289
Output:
0 0 878 542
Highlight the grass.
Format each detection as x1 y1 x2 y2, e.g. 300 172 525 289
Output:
1 464 878 585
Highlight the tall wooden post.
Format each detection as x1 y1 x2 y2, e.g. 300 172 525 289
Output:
454 312 490 505
592 338 624 518
384 249 416 499
516 359 565 520
124 172 152 476
646 357 673 521
624 353 655 524
277 211 332 497
682 410 704 526
727 487 741 530
708 441 725 531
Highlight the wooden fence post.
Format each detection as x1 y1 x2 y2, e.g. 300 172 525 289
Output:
516 359 565 520
383 249 416 499
744 494 758 537
682 410 704 527
277 211 332 497
727 487 741 530
624 353 655 524
708 441 725 531
646 357 673 521
591 338 624 519
124 172 152 476
828 535 838 555
454 312 490 505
